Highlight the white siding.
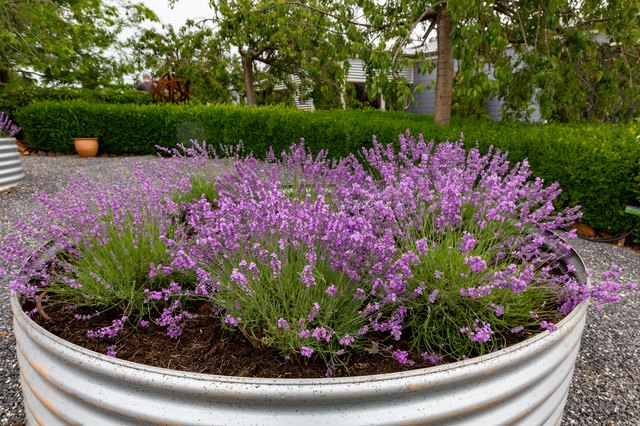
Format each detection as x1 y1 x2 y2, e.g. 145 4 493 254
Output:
347 59 367 83
273 76 314 111
346 59 413 84
293 95 315 111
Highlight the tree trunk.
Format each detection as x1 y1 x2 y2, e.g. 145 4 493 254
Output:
434 8 454 126
241 52 257 106
0 69 9 84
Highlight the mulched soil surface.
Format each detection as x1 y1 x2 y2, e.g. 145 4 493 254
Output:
27 300 446 379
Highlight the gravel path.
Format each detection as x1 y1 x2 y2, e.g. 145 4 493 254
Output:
1 155 639 425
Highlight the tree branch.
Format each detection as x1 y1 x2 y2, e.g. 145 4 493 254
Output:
421 18 437 43
251 1 388 30
391 7 433 70
248 44 276 59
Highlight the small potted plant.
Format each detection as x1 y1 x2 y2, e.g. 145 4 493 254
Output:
2 134 636 424
0 111 25 191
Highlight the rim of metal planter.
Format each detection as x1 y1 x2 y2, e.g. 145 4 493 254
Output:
12 293 588 385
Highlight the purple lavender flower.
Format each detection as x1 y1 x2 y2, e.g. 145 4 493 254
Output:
459 231 476 254
415 238 429 256
300 346 314 358
326 284 338 297
307 302 320 322
412 282 426 298
312 327 333 342
325 363 335 377
464 256 487 273
106 345 117 358
299 264 316 287
460 320 494 343
392 349 414 366
270 253 281 274
421 352 440 365
3 133 636 373
357 325 369 336
0 112 20 138
491 303 505 317
540 321 556 332
224 315 242 326
339 335 355 346
230 268 248 287
277 318 290 329
299 329 311 338
86 315 128 340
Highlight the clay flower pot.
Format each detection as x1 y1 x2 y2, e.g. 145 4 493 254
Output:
73 137 99 157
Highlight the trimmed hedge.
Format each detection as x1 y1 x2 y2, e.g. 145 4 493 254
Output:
0 86 151 120
16 101 640 234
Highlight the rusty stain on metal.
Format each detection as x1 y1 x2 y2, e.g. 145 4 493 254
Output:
23 398 45 426
20 365 81 425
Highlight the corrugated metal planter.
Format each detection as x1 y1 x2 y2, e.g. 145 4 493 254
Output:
12 250 589 426
0 137 25 191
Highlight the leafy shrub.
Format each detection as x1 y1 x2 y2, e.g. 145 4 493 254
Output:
16 101 640 234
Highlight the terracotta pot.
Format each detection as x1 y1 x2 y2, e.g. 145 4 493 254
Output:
73 137 99 157
10 248 590 426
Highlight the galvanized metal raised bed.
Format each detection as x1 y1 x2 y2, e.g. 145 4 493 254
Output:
0 137 25 191
11 249 589 426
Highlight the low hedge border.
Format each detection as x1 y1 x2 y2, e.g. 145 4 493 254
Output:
0 86 151 119
16 101 640 235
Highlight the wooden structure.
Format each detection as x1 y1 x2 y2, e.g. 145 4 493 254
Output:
151 72 190 103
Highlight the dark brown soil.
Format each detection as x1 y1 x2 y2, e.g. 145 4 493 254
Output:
25 301 465 378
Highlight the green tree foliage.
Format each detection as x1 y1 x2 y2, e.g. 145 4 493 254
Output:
355 1 640 124
4 0 636 124
0 0 157 87
129 24 241 104
204 0 357 106
495 1 640 123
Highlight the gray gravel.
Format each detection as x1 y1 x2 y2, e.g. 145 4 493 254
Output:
1 155 639 425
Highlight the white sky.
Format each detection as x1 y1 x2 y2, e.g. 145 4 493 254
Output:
141 0 213 30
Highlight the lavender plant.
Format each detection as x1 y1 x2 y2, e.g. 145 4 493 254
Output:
0 111 20 138
1 133 635 373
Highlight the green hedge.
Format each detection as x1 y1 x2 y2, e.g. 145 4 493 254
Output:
0 86 151 120
16 101 640 234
